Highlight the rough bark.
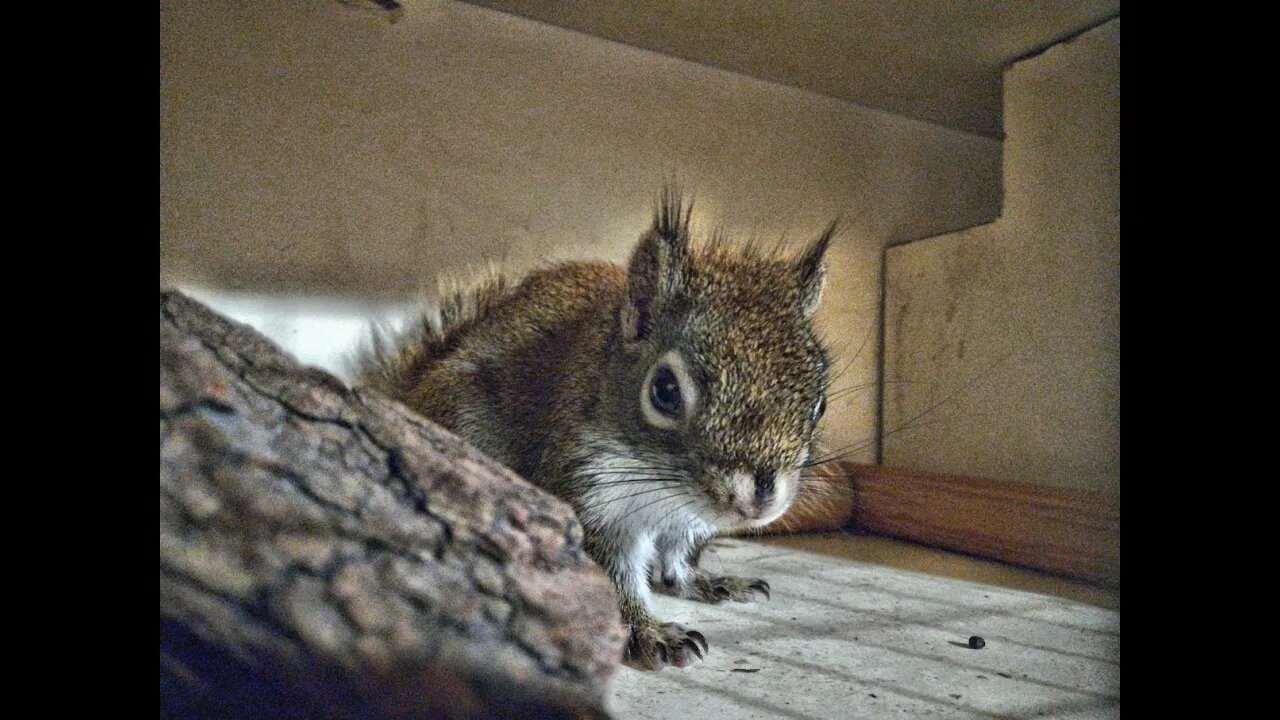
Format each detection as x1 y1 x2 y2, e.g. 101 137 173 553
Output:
159 289 624 719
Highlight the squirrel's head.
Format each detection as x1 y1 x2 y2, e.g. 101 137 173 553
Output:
607 191 833 531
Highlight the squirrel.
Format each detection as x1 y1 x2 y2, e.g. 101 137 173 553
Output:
355 188 834 670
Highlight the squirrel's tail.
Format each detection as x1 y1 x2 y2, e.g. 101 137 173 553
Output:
350 271 512 403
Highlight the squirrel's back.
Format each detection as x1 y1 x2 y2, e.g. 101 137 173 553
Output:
354 261 626 477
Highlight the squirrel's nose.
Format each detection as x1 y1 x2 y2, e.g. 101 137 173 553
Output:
753 469 776 507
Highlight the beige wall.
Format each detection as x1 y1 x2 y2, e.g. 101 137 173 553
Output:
882 20 1119 493
159 0 1002 462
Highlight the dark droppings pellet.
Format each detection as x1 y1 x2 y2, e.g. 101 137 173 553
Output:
968 635 986 649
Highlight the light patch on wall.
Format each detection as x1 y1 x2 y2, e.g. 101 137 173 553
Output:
177 287 416 382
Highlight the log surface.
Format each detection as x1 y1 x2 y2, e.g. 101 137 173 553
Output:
159 289 624 719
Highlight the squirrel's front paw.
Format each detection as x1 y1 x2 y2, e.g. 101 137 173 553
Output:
623 622 708 671
688 574 771 604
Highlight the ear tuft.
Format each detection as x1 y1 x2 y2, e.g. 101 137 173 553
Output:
620 187 694 342
796 221 837 318
654 185 694 243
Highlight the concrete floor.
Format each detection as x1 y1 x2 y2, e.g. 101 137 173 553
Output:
608 534 1119 719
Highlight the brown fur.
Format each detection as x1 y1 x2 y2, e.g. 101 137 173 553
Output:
354 190 834 670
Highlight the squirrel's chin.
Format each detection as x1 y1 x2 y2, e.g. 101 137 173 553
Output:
713 506 788 533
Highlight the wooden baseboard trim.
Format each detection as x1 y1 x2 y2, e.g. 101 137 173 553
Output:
753 462 1119 588
842 463 1120 586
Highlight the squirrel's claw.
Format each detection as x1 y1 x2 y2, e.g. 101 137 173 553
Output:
624 623 708 671
682 636 704 661
686 629 708 655
688 573 773 604
749 579 771 601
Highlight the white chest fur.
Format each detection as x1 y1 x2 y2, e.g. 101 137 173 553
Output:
572 438 716 609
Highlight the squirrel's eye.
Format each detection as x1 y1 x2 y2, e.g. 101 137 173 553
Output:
811 396 826 423
650 365 683 419
640 350 696 430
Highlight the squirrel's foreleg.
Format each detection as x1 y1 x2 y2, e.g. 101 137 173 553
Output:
585 529 708 670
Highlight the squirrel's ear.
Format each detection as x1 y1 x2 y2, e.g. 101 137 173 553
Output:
795 221 836 318
621 190 692 342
